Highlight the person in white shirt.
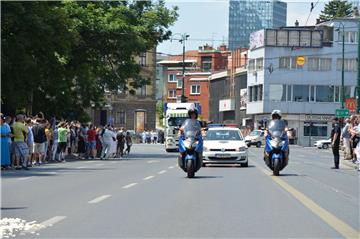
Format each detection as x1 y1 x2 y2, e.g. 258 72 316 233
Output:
100 126 117 159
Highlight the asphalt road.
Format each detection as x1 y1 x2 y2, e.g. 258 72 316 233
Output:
1 144 359 238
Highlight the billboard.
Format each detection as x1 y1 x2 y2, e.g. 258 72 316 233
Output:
249 30 265 50
240 89 247 110
219 99 235 112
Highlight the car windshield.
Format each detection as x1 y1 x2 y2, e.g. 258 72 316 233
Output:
168 117 187 127
205 130 243 141
250 130 262 136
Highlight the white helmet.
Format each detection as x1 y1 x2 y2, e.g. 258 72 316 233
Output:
271 109 282 118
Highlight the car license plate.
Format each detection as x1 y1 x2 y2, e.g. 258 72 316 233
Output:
215 154 230 158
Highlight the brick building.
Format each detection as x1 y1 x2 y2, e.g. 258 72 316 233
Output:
159 44 230 120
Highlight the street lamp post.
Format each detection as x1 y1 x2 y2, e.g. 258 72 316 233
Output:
337 22 345 109
171 33 190 103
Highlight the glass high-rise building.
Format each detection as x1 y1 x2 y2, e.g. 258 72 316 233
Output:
228 0 287 50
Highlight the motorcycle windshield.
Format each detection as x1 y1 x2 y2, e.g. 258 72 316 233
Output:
268 120 286 138
182 119 201 139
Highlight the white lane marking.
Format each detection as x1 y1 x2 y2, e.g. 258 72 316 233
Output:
18 177 32 180
122 183 138 189
75 166 87 169
40 216 67 227
158 170 166 174
88 195 111 204
95 163 105 166
147 160 160 163
143 176 155 180
168 166 175 169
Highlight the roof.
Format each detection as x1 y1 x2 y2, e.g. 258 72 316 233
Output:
208 127 240 131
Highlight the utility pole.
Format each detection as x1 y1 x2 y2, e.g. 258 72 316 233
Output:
179 34 190 103
341 23 345 109
357 18 360 113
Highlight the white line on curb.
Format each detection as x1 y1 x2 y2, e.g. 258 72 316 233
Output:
158 170 166 174
88 195 111 204
122 183 138 189
18 177 32 180
143 176 155 180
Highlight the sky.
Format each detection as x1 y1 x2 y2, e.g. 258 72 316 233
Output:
157 0 333 55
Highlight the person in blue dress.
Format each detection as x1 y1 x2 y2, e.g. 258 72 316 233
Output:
1 114 11 169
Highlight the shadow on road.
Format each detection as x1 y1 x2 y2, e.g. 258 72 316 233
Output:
204 165 256 168
1 207 27 210
192 175 224 179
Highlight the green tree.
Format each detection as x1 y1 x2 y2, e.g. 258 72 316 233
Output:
1 1 178 119
156 101 164 126
319 0 353 21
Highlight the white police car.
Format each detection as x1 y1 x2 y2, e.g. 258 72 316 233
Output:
203 125 248 167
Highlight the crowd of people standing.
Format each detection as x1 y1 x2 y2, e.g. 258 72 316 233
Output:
0 113 135 170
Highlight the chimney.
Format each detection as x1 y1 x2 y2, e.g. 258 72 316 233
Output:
295 20 299 27
316 18 321 25
218 44 227 51
198 46 203 51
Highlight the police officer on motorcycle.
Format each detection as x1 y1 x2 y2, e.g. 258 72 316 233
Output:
178 107 203 172
264 110 289 168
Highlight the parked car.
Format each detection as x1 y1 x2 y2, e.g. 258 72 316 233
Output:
314 138 331 149
244 130 264 147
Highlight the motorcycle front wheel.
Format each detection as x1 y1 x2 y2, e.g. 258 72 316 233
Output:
187 160 195 178
273 158 280 176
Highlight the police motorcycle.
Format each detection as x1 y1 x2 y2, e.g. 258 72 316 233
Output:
178 109 203 178
264 110 289 176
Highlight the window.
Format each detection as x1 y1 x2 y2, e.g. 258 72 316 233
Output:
339 31 358 43
269 85 286 101
293 85 309 102
308 58 331 71
116 111 126 124
258 84 263 101
191 85 200 95
139 52 146 66
279 57 290 69
256 58 264 71
249 85 262 102
287 85 292 101
248 59 255 72
202 57 212 71
168 74 177 82
304 122 328 136
316 85 334 102
177 78 183 89
135 84 146 97
320 58 331 71
168 90 176 99
337 58 357 72
310 85 315 102
249 86 253 102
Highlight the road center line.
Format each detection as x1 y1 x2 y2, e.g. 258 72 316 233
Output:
95 163 105 166
158 170 166 174
143 176 155 180
40 216 67 227
248 152 359 238
168 166 175 169
75 166 87 169
18 177 32 180
122 183 138 189
88 195 111 204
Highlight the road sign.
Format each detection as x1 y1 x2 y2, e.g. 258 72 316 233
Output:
345 98 356 113
335 109 350 117
296 56 306 66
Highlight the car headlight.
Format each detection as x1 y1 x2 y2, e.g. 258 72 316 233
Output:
236 146 247 152
167 138 173 143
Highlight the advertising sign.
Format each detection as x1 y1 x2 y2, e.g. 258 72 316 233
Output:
346 98 356 113
249 29 265 50
240 89 247 110
219 99 235 112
